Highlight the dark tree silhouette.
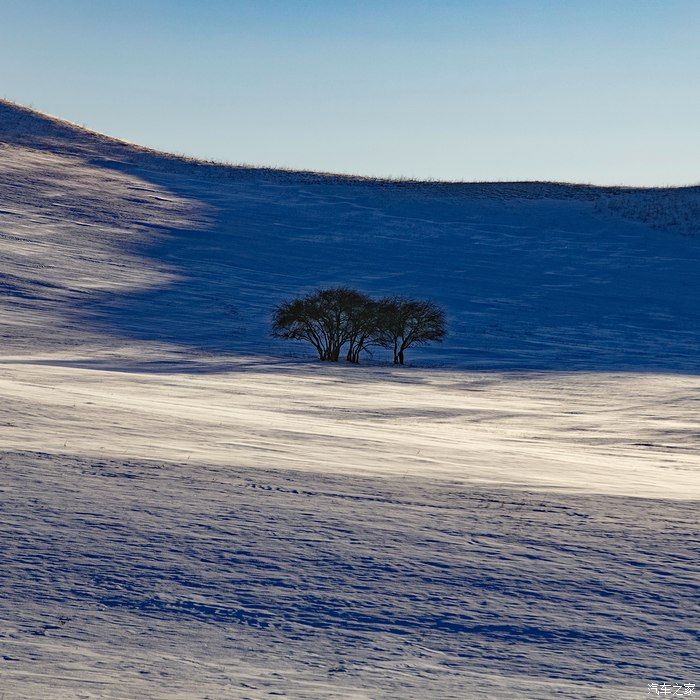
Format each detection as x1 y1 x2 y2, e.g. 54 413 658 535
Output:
345 296 380 364
273 288 446 365
272 287 369 361
376 297 446 365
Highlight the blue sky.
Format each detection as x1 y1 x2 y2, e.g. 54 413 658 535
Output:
2 0 698 185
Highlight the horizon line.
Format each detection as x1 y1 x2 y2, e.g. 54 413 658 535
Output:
3 97 699 191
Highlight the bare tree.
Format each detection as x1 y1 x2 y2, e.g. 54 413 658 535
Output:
273 289 446 365
376 297 446 365
345 297 380 364
272 287 369 361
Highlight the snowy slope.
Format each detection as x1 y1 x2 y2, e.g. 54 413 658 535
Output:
0 101 698 699
1 98 699 369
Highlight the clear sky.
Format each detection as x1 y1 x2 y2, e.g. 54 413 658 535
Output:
2 0 698 185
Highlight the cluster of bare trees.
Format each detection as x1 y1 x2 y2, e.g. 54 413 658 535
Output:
272 287 446 365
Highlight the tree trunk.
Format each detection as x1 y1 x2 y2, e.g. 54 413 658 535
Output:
393 338 399 364
398 349 405 365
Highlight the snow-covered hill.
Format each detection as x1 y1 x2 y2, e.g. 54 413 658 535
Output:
0 101 698 698
1 98 699 369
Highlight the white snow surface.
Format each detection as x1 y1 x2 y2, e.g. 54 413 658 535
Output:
0 100 698 698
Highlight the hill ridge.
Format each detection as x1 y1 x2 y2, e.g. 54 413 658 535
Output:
2 98 697 198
